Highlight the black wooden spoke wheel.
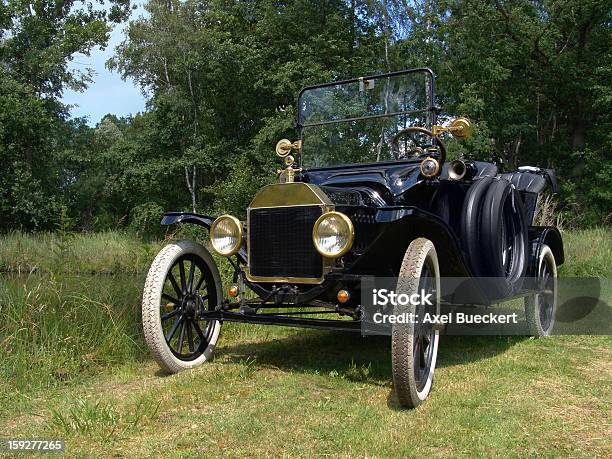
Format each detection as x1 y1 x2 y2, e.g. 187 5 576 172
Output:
142 241 222 373
392 238 440 408
525 244 557 336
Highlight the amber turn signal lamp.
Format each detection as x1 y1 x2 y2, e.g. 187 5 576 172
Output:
337 290 350 304
228 285 239 297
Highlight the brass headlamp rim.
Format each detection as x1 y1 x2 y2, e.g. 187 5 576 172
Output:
275 139 302 158
210 214 243 256
432 117 473 139
420 157 440 177
312 211 355 258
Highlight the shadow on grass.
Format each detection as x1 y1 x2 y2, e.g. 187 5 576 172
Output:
219 328 527 386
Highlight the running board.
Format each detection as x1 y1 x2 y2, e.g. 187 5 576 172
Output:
199 310 362 332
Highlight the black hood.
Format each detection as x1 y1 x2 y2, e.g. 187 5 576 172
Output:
301 160 424 206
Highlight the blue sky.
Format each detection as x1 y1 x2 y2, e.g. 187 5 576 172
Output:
62 5 147 126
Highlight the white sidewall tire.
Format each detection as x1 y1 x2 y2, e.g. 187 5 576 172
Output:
142 240 222 374
525 244 557 336
391 238 441 408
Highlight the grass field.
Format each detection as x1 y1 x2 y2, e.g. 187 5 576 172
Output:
0 229 610 457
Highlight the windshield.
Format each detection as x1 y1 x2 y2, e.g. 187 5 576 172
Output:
297 69 436 168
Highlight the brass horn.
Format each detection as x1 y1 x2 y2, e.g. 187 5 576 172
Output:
448 159 476 181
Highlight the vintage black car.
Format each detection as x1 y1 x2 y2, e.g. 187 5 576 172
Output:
141 68 563 407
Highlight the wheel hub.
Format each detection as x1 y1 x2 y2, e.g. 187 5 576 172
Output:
182 295 197 316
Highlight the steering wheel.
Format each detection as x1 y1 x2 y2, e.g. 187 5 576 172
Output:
389 127 447 166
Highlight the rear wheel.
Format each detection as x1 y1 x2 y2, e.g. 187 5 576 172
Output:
391 238 440 408
142 240 222 373
525 244 557 336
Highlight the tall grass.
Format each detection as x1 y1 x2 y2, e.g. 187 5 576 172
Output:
0 273 147 411
0 231 161 275
559 228 611 277
0 231 239 413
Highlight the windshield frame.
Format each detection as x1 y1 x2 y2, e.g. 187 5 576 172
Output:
295 68 437 170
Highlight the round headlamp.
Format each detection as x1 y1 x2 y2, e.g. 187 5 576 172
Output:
210 215 242 256
312 211 354 258
420 157 440 177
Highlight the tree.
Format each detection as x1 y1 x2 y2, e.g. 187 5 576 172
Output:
2 0 607 231
0 0 131 230
109 0 389 218
396 0 611 224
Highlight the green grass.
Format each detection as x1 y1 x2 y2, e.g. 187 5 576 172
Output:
0 231 162 275
0 274 147 398
0 229 610 457
560 227 612 277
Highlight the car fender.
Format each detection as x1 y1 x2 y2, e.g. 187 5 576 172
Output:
161 212 248 263
161 212 216 228
528 226 564 274
351 206 474 278
348 206 493 305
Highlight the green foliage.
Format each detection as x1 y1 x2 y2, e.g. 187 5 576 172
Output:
206 162 271 220
96 0 612 227
100 0 390 222
129 202 165 239
417 0 612 225
0 0 609 229
0 0 131 230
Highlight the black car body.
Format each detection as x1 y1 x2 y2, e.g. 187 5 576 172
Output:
144 68 564 407
162 68 563 326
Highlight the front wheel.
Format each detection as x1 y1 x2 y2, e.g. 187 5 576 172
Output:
391 238 441 408
142 240 222 373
